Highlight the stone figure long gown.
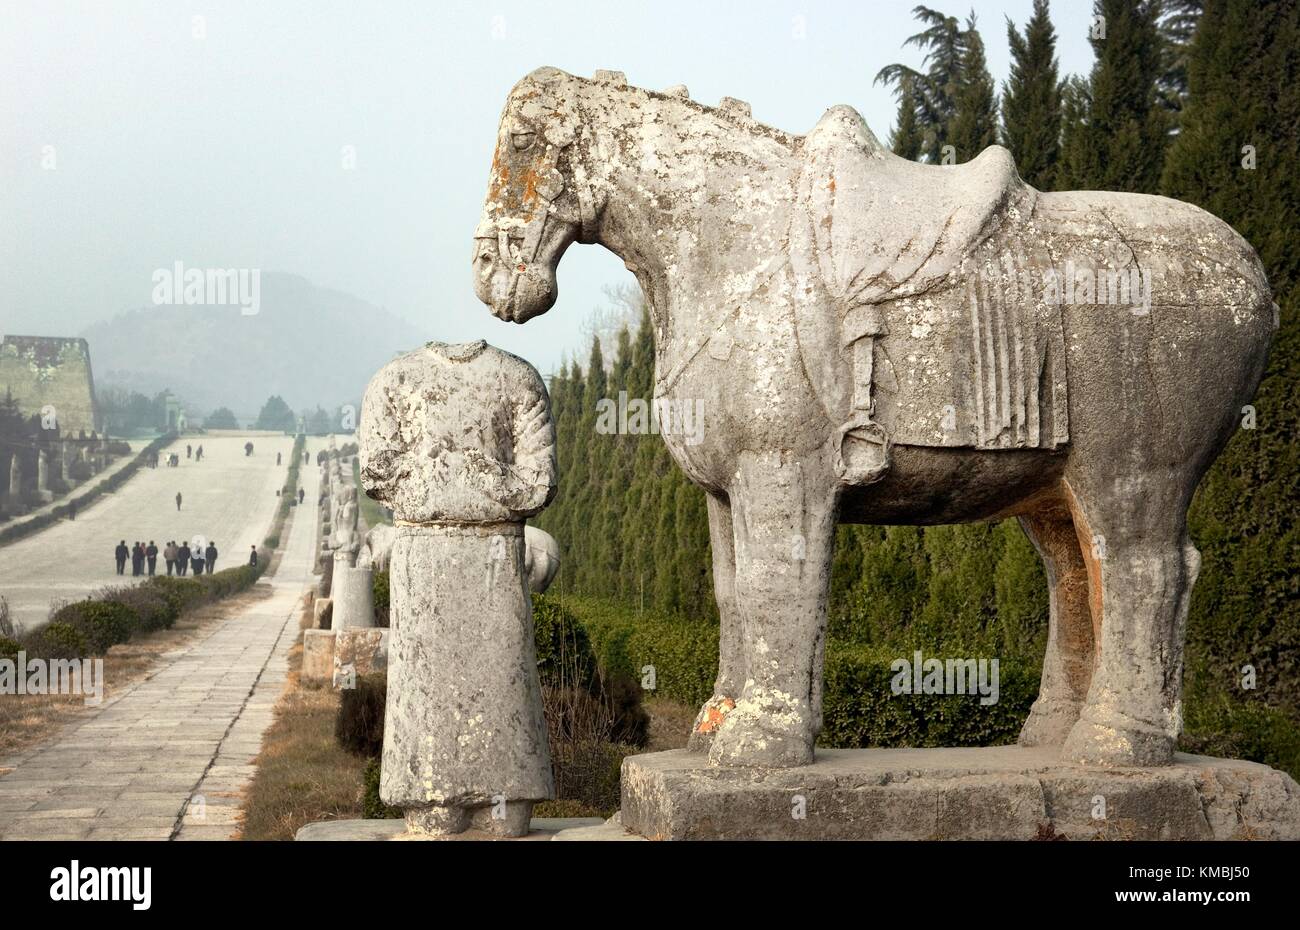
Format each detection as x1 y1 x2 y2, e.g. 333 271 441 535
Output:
359 339 557 824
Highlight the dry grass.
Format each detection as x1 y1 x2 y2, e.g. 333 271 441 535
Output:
236 597 369 840
0 586 273 760
644 696 695 751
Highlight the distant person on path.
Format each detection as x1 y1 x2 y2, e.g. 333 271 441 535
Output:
131 542 144 577
297 488 305 505
114 540 128 575
191 545 205 575
68 498 76 520
244 441 254 457
276 452 282 465
176 491 183 511
248 546 258 567
205 542 217 573
146 540 158 575
177 541 191 575
164 541 177 575
196 445 204 462
186 444 192 459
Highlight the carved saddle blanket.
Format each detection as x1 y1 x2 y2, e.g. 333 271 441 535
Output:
788 105 1069 451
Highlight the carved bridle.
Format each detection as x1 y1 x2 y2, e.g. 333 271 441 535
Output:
479 101 603 308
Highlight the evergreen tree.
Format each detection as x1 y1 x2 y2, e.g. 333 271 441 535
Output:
1057 0 1170 192
254 395 297 433
203 407 239 429
889 76 926 160
1162 0 1300 717
947 13 999 163
876 6 967 162
1001 0 1063 189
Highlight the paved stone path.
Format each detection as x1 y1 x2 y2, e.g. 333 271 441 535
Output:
0 434 298 634
0 441 324 840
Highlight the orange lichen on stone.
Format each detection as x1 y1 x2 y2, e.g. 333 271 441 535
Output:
695 697 736 733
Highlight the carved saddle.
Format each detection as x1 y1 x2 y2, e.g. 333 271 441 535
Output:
788 105 1067 470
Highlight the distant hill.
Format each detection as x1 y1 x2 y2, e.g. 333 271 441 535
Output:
82 273 428 422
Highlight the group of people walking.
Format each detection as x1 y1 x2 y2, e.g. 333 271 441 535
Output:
114 539 219 576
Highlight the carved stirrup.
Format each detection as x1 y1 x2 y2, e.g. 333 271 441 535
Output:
832 414 892 485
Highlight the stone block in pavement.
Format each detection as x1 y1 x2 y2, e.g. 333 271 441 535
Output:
619 746 1300 840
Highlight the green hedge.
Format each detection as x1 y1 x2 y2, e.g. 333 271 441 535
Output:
546 595 1038 749
820 643 1037 748
19 561 270 661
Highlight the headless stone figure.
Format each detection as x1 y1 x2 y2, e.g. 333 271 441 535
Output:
359 339 557 837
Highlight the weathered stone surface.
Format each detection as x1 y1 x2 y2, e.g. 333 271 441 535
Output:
0 336 101 435
330 552 374 631
473 67 1277 769
312 597 333 630
620 747 1300 840
301 629 336 685
294 816 603 841
333 628 388 683
359 341 558 836
523 525 561 594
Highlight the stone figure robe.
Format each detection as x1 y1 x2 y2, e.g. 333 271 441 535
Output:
359 339 557 815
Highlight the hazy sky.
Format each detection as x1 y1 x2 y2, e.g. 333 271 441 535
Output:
1 1 1099 374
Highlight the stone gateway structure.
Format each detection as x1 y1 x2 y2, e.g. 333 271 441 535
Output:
0 335 101 435
472 68 1278 774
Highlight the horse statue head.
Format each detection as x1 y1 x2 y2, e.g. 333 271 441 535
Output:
473 67 604 323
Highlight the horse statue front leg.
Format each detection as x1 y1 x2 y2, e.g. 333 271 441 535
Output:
688 493 746 751
707 449 839 768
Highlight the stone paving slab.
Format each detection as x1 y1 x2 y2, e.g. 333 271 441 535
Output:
0 440 326 841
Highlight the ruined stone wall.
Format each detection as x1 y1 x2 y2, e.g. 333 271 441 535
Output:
0 336 101 435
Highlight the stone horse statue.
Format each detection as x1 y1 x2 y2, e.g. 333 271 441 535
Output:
472 67 1276 770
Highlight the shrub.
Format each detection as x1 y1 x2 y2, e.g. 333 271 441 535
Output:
0 635 21 660
819 643 1038 749
99 584 180 633
336 673 387 757
361 758 402 820
145 576 206 613
24 621 89 660
372 571 389 628
51 600 138 654
1182 688 1300 780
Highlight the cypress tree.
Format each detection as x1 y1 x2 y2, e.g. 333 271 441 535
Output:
1001 0 1063 189
889 77 926 160
876 6 966 162
1162 0 1300 716
1057 0 1170 192
948 14 999 163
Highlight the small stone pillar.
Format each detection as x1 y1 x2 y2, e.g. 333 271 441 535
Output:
331 550 375 631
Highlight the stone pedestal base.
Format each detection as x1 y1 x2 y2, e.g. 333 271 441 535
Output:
620 746 1300 841
301 629 335 685
332 628 388 688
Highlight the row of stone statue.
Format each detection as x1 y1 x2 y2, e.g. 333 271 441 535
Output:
6 437 117 505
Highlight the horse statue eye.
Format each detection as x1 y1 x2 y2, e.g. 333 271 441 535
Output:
511 132 536 151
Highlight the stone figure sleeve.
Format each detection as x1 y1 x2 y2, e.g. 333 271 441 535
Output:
470 369 557 518
358 374 403 507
